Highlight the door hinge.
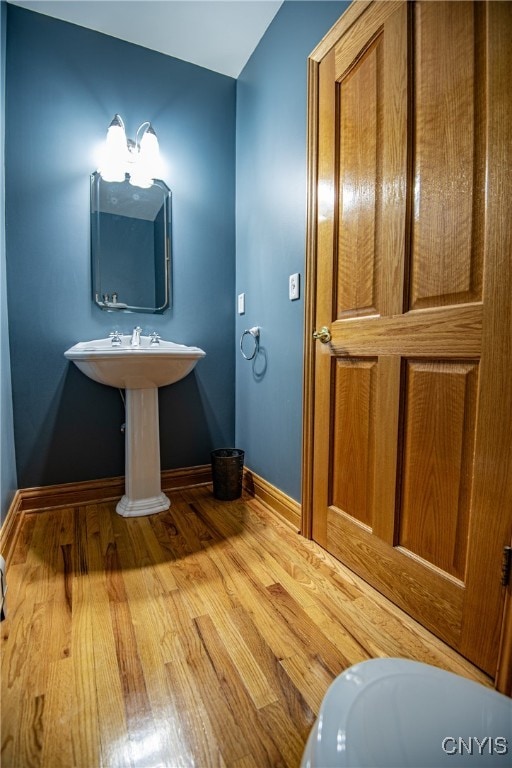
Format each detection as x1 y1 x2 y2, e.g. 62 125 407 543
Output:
501 546 512 587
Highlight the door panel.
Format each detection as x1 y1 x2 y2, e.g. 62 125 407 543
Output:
411 1 484 309
332 359 377 528
336 2 407 321
399 360 478 580
306 0 512 677
337 40 382 318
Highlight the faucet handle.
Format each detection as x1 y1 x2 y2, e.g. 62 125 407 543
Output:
149 332 161 346
109 330 122 346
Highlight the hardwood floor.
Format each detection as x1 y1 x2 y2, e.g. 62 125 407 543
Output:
1 486 490 768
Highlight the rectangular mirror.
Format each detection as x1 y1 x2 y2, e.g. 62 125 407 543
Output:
91 171 171 314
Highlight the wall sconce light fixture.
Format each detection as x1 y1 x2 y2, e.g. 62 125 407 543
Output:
99 114 161 188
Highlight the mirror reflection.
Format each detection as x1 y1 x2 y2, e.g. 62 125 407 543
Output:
91 172 171 314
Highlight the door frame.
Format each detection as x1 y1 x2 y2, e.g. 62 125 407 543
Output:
300 0 512 692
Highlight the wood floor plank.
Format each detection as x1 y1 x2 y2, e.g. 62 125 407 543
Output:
1 488 492 768
193 613 287 767
179 619 251 765
90 597 130 768
23 601 56 697
208 603 278 710
266 581 352 674
117 537 169 605
279 652 335 714
1 561 40 766
164 639 229 768
225 606 316 737
133 589 180 665
257 699 306 768
17 692 44 767
231 755 259 768
70 576 102 767
161 588 206 668
40 657 78 768
132 516 180 594
26 510 65 606
95 502 118 560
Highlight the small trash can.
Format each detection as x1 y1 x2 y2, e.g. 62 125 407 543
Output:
211 448 245 501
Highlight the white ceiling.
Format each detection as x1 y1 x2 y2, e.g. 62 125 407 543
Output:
8 0 284 78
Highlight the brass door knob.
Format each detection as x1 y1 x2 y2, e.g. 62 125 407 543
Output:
313 326 331 344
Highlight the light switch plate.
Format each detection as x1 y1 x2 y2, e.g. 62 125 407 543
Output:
289 273 300 301
238 293 245 314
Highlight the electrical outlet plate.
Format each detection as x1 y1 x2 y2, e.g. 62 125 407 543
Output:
238 293 245 314
289 273 300 301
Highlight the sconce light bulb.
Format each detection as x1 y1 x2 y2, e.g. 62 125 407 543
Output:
139 124 160 176
127 123 160 188
140 124 159 154
100 114 128 182
106 114 127 160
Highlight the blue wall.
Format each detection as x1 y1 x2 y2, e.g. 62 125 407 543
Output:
1 0 17 523
235 1 348 501
5 5 236 488
3 1 349 506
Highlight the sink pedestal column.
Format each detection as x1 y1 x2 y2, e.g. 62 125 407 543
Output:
116 387 170 517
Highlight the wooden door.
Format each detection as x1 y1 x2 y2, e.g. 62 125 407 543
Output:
303 0 512 678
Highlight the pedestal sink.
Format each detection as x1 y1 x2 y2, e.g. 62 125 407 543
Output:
64 334 205 517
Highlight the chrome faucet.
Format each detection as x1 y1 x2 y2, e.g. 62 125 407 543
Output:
131 326 142 347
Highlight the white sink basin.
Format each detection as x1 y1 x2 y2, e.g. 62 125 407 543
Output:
64 335 205 389
64 334 206 518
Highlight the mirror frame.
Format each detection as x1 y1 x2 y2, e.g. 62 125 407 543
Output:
90 171 171 314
